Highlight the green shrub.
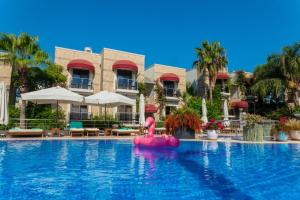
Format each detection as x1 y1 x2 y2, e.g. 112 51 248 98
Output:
185 96 222 120
264 106 293 119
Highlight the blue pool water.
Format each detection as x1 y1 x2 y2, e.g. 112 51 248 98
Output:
0 140 300 200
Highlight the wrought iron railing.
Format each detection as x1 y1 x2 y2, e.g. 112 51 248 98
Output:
69 112 92 120
164 88 177 97
115 112 139 123
69 77 93 90
116 77 138 90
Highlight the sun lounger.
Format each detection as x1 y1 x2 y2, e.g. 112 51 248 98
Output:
70 128 85 136
69 121 85 136
8 128 45 137
111 128 140 136
69 121 100 136
85 128 100 136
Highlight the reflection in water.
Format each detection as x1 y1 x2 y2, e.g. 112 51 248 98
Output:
134 147 177 168
134 146 177 178
202 141 219 152
278 144 289 152
225 142 231 168
7 141 41 151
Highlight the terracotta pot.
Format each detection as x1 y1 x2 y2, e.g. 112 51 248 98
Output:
207 130 218 140
174 127 195 139
290 130 300 140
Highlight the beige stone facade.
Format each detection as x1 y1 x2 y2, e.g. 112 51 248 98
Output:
0 46 188 122
145 64 186 117
0 56 12 98
54 46 145 121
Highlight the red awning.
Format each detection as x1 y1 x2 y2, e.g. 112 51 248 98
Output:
217 72 229 80
112 60 138 71
145 104 157 113
67 59 95 71
231 100 248 109
160 73 179 82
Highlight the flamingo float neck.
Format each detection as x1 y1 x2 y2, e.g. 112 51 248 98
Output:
145 117 155 137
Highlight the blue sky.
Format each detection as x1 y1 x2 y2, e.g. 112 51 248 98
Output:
0 0 299 72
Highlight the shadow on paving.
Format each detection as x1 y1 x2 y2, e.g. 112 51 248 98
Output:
177 151 254 200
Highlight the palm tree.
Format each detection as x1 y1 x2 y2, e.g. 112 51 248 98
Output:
193 41 227 101
0 33 18 105
251 42 300 105
279 42 300 103
0 32 48 126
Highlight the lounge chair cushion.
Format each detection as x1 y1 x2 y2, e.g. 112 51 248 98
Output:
69 121 83 129
84 128 99 131
9 129 43 132
70 128 84 132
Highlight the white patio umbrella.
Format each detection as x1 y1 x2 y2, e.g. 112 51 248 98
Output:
85 91 135 120
223 99 230 126
21 86 84 104
21 86 84 126
0 82 9 125
139 94 145 126
201 98 208 124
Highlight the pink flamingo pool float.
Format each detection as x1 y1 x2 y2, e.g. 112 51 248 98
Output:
134 117 180 147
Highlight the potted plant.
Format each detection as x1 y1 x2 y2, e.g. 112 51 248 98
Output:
243 114 266 142
165 108 201 139
204 119 224 140
271 117 289 141
285 119 300 140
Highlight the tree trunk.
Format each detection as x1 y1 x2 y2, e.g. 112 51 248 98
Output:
18 67 28 128
19 100 26 128
8 65 16 105
209 87 213 102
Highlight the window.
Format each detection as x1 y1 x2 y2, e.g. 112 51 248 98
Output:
70 105 89 120
117 70 132 80
165 106 176 116
117 105 133 121
71 69 91 89
116 70 137 90
164 81 176 96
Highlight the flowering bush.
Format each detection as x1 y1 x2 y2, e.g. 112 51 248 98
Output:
274 117 288 131
204 119 224 130
165 108 201 134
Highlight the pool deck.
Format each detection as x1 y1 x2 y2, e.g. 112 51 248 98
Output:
1 135 300 144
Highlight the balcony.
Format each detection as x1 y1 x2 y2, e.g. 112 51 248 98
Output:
69 112 92 120
69 77 93 93
115 112 139 123
164 88 180 100
116 78 138 93
164 88 177 97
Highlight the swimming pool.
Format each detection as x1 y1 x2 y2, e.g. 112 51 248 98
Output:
0 140 300 200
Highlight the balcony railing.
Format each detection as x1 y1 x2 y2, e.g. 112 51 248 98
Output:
164 88 177 97
69 77 93 90
115 112 139 123
116 78 137 90
69 112 92 120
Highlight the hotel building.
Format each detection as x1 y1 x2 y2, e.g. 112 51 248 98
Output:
0 46 187 122
187 67 254 117
55 46 187 122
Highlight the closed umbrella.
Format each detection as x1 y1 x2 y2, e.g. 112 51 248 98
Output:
21 86 84 126
85 91 135 120
0 82 9 125
223 99 230 126
201 98 208 124
139 94 145 126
